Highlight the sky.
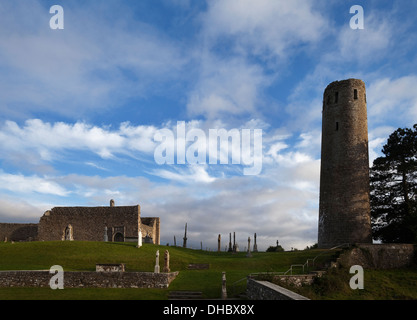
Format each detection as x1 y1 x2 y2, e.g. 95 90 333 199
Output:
0 0 417 251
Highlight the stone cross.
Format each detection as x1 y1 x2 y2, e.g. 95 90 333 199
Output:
253 233 258 252
154 250 160 273
218 234 221 252
233 232 236 252
246 237 252 258
163 250 170 273
183 223 188 248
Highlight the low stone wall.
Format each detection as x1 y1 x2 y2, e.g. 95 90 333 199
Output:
96 264 126 272
0 223 38 242
338 244 415 269
246 278 309 300
0 270 179 289
272 274 316 287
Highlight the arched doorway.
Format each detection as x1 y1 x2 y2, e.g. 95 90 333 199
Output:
113 232 124 242
64 224 73 241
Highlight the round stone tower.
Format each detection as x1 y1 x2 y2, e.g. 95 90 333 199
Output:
318 79 372 248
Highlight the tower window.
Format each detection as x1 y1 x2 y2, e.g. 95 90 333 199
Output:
336 122 339 131
354 89 358 100
335 92 339 104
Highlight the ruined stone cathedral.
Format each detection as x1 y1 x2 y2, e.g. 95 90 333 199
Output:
0 200 160 244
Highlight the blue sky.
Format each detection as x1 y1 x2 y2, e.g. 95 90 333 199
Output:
1 0 417 250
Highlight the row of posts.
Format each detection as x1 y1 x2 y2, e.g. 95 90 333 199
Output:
176 223 259 255
225 232 258 256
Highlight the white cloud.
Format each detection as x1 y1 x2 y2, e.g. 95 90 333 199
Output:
368 125 397 165
185 0 329 120
0 130 321 250
336 12 394 64
0 119 159 168
0 197 47 223
0 172 69 197
368 76 417 126
0 1 188 119
120 122 159 154
151 165 216 184
186 56 270 119
201 0 328 59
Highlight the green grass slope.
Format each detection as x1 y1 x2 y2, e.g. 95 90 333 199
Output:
0 241 331 300
0 241 415 300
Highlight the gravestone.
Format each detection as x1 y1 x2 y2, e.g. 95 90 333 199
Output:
154 250 160 273
246 237 252 258
253 233 258 252
222 272 227 300
163 250 170 273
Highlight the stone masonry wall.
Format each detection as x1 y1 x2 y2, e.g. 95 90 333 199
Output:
0 223 38 242
38 205 140 242
141 217 160 245
0 270 179 289
338 244 415 269
0 207 160 244
319 79 372 248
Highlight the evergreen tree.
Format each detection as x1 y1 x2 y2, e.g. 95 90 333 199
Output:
370 125 417 243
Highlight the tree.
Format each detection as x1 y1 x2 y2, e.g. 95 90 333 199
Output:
370 124 417 243
266 240 285 252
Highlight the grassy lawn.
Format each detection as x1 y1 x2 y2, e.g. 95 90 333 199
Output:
0 241 415 300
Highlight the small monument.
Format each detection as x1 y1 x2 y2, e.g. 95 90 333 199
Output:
233 232 240 252
218 234 221 252
221 272 227 300
233 232 237 253
228 233 233 252
137 229 142 248
163 250 170 273
253 233 258 252
183 223 188 248
246 237 252 258
154 250 160 273
110 199 115 207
